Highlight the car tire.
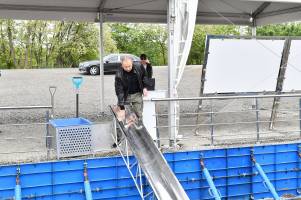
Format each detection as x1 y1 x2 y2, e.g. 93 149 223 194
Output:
89 66 99 75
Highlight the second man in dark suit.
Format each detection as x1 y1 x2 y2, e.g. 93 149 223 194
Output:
140 54 153 79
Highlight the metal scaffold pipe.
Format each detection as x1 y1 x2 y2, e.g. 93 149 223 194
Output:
83 162 93 200
14 167 22 200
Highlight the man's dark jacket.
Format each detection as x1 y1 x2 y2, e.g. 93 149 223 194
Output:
115 64 149 107
142 63 153 79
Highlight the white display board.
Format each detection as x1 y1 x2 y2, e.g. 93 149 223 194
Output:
204 38 285 93
283 40 301 91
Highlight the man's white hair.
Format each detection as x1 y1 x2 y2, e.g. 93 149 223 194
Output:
121 55 133 63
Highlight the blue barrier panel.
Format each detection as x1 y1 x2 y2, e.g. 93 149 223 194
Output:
1 142 301 199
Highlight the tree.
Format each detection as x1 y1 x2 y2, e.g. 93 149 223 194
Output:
110 23 167 65
0 20 106 68
0 20 8 69
188 25 239 65
6 20 16 68
4 19 301 69
256 23 301 36
103 24 118 55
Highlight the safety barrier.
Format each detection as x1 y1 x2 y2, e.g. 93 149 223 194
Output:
152 92 301 148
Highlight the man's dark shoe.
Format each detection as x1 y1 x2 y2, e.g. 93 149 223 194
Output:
112 142 118 148
111 138 121 148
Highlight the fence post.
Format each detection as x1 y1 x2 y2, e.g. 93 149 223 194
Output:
49 86 56 118
155 104 160 148
210 100 214 145
255 98 260 143
46 110 50 160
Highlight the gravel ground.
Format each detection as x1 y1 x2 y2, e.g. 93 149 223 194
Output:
0 66 300 163
0 66 200 121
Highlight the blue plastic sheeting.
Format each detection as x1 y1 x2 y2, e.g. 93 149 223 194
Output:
1 142 301 200
49 118 91 127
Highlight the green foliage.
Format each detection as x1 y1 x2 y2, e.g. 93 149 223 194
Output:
1 19 301 69
109 23 238 65
0 20 116 69
110 23 167 65
54 23 100 67
256 23 301 36
188 25 239 65
104 25 118 54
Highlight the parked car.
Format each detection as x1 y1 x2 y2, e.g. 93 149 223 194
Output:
79 53 140 75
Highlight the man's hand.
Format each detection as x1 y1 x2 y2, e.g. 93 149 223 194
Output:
113 106 126 121
145 59 150 64
143 88 148 96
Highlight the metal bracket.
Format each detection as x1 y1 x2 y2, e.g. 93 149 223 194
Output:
251 150 280 200
15 166 21 200
200 158 221 200
83 162 93 200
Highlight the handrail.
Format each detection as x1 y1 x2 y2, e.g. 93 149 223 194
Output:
0 105 52 110
150 92 301 147
151 92 301 102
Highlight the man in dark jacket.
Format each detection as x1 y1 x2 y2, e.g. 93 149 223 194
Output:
140 54 153 79
113 56 149 148
115 56 148 119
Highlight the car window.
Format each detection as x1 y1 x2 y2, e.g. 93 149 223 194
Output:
103 55 110 61
128 55 140 62
107 55 118 62
133 56 140 61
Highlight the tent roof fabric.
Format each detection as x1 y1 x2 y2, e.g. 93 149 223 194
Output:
0 0 301 25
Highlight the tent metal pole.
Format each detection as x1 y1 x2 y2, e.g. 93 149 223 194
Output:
99 13 105 114
252 26 257 36
167 0 178 147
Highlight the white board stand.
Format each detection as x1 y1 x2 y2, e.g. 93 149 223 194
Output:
143 90 167 141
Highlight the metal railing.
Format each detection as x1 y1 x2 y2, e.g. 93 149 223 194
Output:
2 90 301 162
110 106 153 200
0 86 57 160
151 92 301 148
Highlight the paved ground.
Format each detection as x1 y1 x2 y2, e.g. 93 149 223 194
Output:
0 66 201 122
0 66 300 163
0 66 201 163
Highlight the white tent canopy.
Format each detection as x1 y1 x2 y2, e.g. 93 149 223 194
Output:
1 0 301 26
